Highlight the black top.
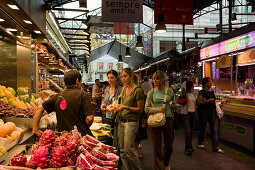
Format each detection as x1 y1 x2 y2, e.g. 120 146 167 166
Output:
197 89 216 110
42 86 94 136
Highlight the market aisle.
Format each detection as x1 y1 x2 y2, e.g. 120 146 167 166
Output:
139 127 255 170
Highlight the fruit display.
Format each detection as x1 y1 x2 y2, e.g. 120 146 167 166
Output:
9 127 118 169
0 100 34 118
0 146 6 158
0 119 25 151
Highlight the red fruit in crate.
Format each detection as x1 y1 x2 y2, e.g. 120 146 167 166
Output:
11 154 27 167
66 158 74 166
50 146 68 168
66 137 79 161
39 130 56 147
26 157 36 169
32 145 50 169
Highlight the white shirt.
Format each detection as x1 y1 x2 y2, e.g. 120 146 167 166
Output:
187 93 196 113
181 92 196 114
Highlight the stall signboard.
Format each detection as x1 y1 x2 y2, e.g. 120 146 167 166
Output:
237 49 255 65
200 30 255 60
102 0 143 23
154 0 193 25
216 55 232 68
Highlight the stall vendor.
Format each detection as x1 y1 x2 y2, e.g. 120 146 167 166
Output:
32 70 94 136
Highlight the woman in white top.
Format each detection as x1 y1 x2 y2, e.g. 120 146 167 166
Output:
181 80 196 156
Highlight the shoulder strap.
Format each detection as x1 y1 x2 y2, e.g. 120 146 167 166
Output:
162 87 168 107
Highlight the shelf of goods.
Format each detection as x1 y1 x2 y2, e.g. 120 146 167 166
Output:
1 128 118 170
220 98 255 151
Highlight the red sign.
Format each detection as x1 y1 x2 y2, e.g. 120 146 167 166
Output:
114 22 134 34
154 0 193 25
98 62 104 66
108 63 113 66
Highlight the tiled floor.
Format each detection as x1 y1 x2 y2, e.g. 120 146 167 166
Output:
139 127 255 170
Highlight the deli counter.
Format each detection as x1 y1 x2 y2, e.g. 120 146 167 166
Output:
220 97 255 151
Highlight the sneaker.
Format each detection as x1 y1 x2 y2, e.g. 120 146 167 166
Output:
213 148 224 153
198 144 205 149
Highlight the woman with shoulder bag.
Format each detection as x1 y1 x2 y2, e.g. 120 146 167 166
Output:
145 70 175 170
100 70 122 147
197 77 224 153
181 80 196 156
116 68 144 170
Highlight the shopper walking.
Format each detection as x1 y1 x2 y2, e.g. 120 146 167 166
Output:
100 70 122 147
181 80 196 156
33 70 94 136
116 68 144 170
197 77 224 153
145 70 175 170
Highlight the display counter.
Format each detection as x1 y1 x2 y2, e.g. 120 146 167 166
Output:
220 98 255 151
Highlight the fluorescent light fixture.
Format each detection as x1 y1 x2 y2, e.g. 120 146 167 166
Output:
8 4 19 10
0 18 4 22
17 36 31 39
6 28 18 32
23 20 32 24
34 30 41 34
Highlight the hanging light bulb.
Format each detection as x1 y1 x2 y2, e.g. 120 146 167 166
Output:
216 24 221 33
125 47 131 57
155 14 167 33
231 13 237 22
136 36 143 49
118 55 123 63
79 0 87 9
204 27 208 35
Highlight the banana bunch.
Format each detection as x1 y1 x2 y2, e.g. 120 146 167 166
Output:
0 145 6 157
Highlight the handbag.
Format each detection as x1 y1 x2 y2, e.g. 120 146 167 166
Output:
178 93 187 105
147 88 168 127
216 102 224 118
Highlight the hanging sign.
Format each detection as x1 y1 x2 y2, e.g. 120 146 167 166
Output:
154 0 193 25
114 22 134 34
237 49 255 65
102 0 143 23
200 30 255 60
216 55 232 68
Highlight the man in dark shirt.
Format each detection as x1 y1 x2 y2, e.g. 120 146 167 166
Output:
33 70 94 136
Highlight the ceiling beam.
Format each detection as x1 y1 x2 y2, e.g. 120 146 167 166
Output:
51 8 89 12
56 18 88 21
68 41 91 45
60 27 89 31
63 33 89 37
66 38 90 41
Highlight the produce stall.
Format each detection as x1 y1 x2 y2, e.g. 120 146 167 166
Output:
1 128 119 170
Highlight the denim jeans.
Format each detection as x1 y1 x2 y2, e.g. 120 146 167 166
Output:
198 109 219 150
118 121 143 170
183 112 196 150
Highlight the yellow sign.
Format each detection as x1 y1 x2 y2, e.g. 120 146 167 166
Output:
216 55 232 68
237 49 255 65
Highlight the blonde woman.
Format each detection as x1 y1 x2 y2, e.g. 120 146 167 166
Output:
145 70 175 170
116 68 144 170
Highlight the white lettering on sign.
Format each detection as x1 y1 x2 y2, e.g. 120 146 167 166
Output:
102 0 143 23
